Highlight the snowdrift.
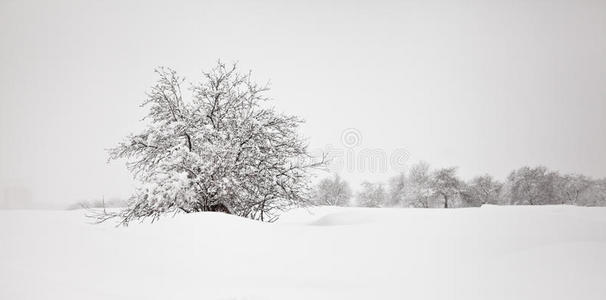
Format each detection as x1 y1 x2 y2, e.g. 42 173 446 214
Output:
1 205 605 300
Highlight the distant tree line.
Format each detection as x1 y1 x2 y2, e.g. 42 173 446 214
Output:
67 197 128 210
312 163 606 208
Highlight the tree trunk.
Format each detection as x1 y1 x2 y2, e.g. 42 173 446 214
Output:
444 194 449 208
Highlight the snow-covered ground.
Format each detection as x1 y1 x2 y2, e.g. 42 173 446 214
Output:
1 205 605 300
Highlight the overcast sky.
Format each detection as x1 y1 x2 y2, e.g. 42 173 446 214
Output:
1 0 605 207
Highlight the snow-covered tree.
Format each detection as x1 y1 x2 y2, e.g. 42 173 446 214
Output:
579 179 606 206
312 174 352 206
430 167 463 208
356 182 386 207
555 174 592 205
387 172 407 207
101 62 324 224
503 166 561 205
403 162 434 208
465 174 503 206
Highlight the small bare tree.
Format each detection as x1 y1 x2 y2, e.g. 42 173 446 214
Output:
312 174 352 206
387 172 407 207
556 174 592 205
431 167 462 208
98 61 325 224
404 162 434 208
356 182 386 208
465 174 503 206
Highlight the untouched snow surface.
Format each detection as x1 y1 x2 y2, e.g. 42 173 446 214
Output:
1 205 606 300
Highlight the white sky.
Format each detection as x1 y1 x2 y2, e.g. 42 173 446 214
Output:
1 0 605 207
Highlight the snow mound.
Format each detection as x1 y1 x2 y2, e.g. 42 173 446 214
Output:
309 211 377 226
